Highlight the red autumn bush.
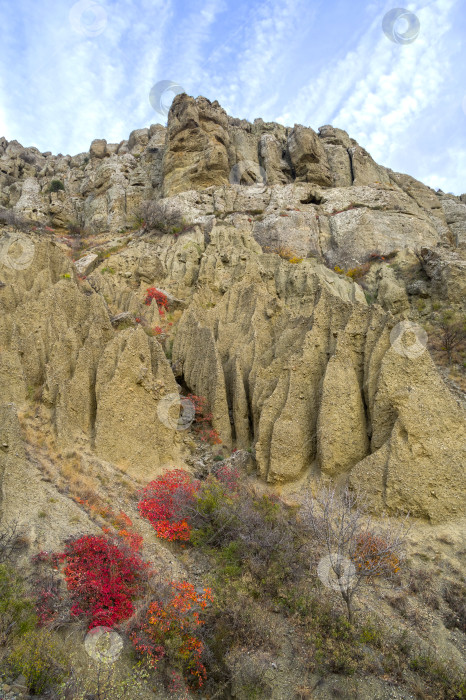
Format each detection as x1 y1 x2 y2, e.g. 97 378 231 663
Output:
30 552 68 629
144 287 168 313
129 580 213 690
73 499 144 553
186 394 222 445
34 578 63 627
62 534 149 629
138 470 199 541
213 463 240 492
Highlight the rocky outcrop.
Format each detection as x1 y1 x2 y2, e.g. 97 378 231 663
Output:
162 96 231 196
349 340 466 521
439 194 466 247
0 93 461 267
0 93 464 525
0 237 184 480
286 125 332 186
419 246 466 309
158 224 464 521
94 326 181 478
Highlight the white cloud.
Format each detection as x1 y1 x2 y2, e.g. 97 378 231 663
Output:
272 0 464 192
0 0 464 193
0 0 173 153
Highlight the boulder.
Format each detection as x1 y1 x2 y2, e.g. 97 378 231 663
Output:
287 125 332 186
162 94 231 196
74 252 99 275
89 139 108 159
128 128 150 154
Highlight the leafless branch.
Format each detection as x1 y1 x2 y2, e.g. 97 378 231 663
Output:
300 486 410 623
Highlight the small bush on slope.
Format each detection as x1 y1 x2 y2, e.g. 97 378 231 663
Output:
61 534 150 629
138 469 200 541
128 580 213 691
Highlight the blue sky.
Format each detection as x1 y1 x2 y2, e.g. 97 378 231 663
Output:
0 0 464 194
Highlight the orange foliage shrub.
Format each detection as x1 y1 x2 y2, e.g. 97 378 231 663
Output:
129 581 213 690
353 533 400 576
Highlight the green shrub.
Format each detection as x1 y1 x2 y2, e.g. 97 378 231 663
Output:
189 478 239 548
0 564 36 646
5 628 69 694
358 621 383 646
188 477 303 601
302 598 359 675
408 654 465 699
48 179 65 193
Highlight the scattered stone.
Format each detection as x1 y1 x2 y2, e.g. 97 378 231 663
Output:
406 279 429 297
110 311 136 327
74 252 99 276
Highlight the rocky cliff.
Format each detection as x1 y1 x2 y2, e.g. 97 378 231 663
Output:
0 93 465 538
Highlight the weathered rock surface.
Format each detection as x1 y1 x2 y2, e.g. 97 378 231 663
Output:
0 93 465 525
0 403 97 550
0 237 184 479
349 339 465 521
439 194 466 247
419 246 466 309
0 92 461 271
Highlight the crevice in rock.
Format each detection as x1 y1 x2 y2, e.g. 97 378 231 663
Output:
89 368 98 447
361 380 372 444
300 190 323 205
347 147 355 184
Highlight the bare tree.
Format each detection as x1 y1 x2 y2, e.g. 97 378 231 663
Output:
0 208 30 232
437 317 466 365
0 520 29 564
300 486 410 624
136 199 186 235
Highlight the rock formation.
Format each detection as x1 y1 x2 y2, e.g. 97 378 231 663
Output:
0 94 465 530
